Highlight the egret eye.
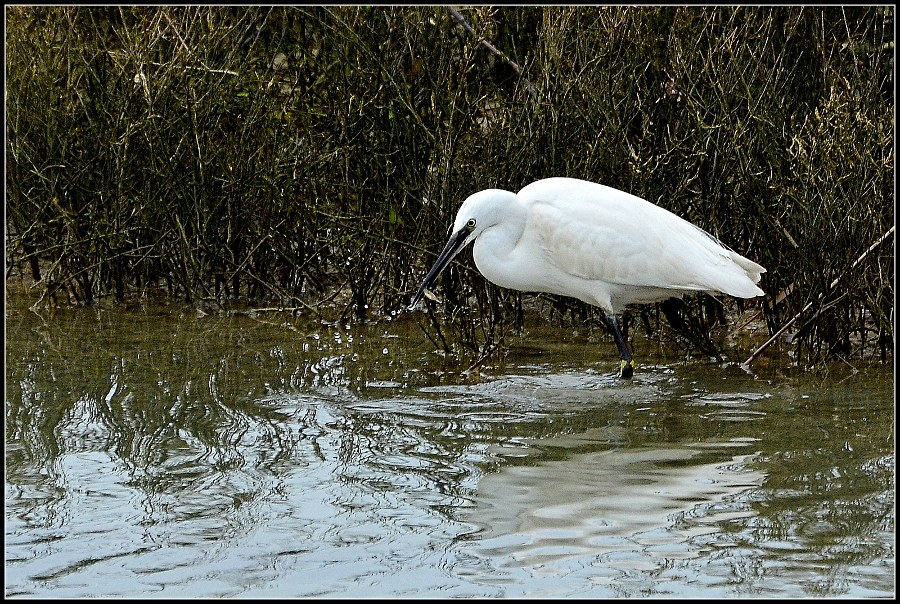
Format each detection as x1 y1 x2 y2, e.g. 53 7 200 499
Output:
466 218 476 229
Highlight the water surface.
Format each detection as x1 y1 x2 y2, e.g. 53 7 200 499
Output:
5 296 895 597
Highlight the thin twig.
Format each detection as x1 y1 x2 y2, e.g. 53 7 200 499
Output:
742 226 895 368
446 6 539 100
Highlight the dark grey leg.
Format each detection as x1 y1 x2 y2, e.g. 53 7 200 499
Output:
605 314 634 379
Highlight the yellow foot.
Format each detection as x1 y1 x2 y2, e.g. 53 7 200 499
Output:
619 359 634 379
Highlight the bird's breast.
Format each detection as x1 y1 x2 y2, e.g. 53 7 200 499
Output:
472 230 586 299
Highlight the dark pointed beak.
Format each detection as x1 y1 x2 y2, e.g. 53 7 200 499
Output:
409 226 472 309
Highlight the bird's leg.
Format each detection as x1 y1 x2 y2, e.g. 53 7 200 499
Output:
605 314 634 379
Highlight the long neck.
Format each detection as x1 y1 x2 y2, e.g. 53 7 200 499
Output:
471 199 528 290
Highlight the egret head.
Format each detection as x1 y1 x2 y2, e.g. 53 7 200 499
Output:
410 189 514 308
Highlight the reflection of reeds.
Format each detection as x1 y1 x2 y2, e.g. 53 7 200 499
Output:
6 307 300 480
4 299 471 499
6 6 893 366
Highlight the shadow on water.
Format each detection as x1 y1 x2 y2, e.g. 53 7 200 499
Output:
4 295 895 598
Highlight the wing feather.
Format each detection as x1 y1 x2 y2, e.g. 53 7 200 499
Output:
519 178 763 299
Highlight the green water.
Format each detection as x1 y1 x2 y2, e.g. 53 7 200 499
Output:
5 294 895 598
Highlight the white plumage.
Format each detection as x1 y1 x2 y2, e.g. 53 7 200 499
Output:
412 177 765 378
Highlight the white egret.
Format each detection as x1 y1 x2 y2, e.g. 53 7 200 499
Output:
410 177 766 378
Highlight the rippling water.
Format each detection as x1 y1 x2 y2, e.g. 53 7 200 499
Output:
5 297 895 598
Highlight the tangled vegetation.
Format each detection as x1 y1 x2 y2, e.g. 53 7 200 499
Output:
5 6 894 367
